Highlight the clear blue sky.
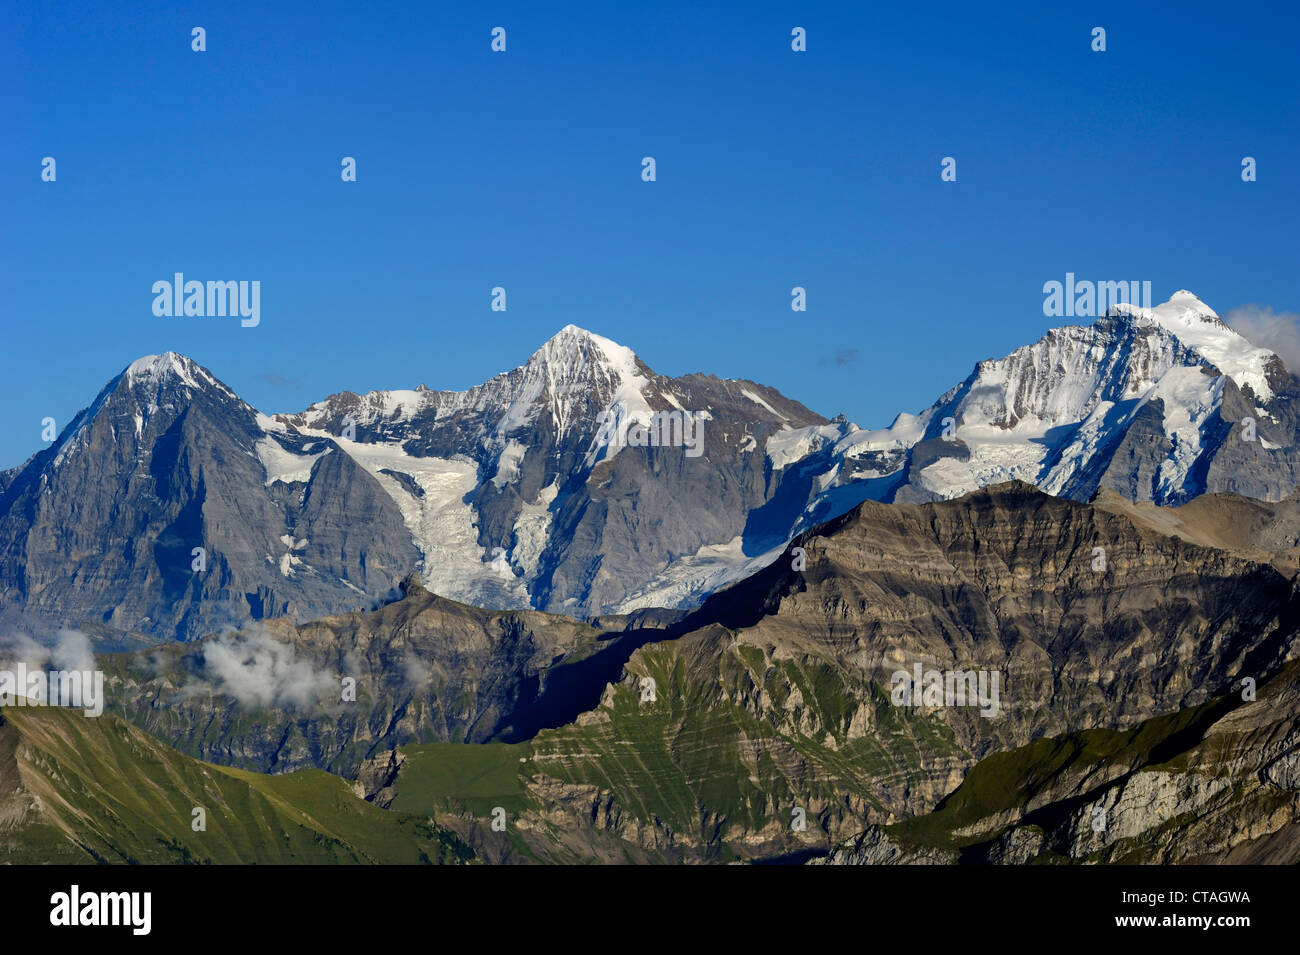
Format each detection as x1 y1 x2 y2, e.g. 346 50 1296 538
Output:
3 0 1297 468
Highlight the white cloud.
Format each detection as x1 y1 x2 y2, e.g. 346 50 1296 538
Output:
1224 305 1300 374
195 626 336 709
0 629 97 672
402 652 431 687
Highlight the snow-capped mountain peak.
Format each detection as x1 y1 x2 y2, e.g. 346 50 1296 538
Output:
513 325 653 442
48 353 240 468
525 325 649 394
803 290 1298 513
10 290 1300 645
1109 290 1277 400
121 351 240 403
125 351 202 386
278 325 654 441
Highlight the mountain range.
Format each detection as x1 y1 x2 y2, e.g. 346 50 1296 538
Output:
2 290 1296 645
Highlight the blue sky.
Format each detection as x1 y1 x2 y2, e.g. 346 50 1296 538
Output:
3 0 1297 468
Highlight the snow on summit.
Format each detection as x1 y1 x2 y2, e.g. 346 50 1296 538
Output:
125 352 204 388
121 352 240 405
1110 290 1278 401
512 324 653 441
799 290 1293 510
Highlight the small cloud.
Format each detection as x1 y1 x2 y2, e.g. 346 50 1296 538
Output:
0 632 52 669
833 348 859 367
258 372 300 390
190 625 334 709
402 652 431 687
49 629 96 672
0 629 97 672
1224 305 1300 373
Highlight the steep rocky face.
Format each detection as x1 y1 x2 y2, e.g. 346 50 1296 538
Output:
821 659 1300 865
0 332 836 639
656 481 1299 806
0 354 418 643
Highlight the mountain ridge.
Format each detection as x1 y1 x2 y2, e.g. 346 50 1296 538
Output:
4 291 1300 642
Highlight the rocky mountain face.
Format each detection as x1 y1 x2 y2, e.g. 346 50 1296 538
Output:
94 481 1300 862
0 354 419 643
270 324 831 616
820 658 1300 865
0 331 831 641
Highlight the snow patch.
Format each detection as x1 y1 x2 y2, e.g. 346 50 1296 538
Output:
511 482 559 577
1145 366 1225 499
766 424 844 470
914 457 979 497
254 437 331 486
740 388 787 421
491 439 527 488
296 432 530 606
611 536 787 614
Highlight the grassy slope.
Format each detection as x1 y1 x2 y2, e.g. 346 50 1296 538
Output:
0 705 473 864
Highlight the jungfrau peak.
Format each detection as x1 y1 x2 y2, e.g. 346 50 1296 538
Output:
797 290 1299 509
